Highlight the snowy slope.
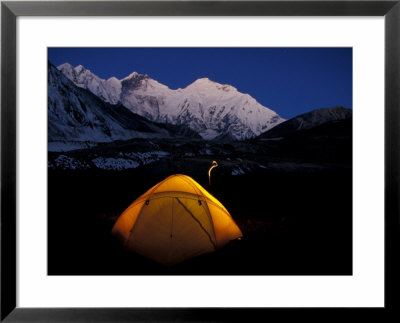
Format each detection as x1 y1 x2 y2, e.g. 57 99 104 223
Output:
58 63 121 104
58 63 285 140
48 62 200 149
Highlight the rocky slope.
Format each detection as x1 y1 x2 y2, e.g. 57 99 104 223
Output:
258 106 352 139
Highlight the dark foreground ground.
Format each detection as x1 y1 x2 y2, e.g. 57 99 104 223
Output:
48 147 352 275
48 121 352 275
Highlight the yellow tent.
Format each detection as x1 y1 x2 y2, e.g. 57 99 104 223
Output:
112 174 242 266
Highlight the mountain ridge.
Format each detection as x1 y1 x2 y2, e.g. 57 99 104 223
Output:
48 62 201 151
57 62 285 140
258 106 352 139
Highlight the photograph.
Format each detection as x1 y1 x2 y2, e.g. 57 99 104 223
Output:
47 47 353 275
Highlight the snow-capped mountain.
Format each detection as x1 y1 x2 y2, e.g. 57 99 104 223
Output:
58 63 121 104
58 63 285 140
48 62 200 150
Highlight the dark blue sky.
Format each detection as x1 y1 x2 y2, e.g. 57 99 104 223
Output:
48 48 352 119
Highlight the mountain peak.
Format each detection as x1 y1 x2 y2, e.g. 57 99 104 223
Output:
186 77 221 91
74 64 86 72
190 77 216 86
122 71 148 81
196 77 211 82
107 76 120 82
55 62 284 140
58 63 88 74
58 62 74 70
56 62 121 105
57 63 92 78
187 77 237 93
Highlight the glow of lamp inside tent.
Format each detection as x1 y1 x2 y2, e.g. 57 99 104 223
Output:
208 161 218 185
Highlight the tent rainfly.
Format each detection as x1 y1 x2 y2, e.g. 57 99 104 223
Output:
112 174 242 266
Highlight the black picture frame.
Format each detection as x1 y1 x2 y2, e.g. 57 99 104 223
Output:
1 1 399 321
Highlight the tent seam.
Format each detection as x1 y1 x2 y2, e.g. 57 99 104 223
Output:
175 197 217 250
179 175 218 243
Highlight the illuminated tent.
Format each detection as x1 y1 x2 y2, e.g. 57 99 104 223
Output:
112 174 242 266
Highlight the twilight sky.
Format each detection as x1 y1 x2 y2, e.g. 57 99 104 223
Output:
48 48 352 119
